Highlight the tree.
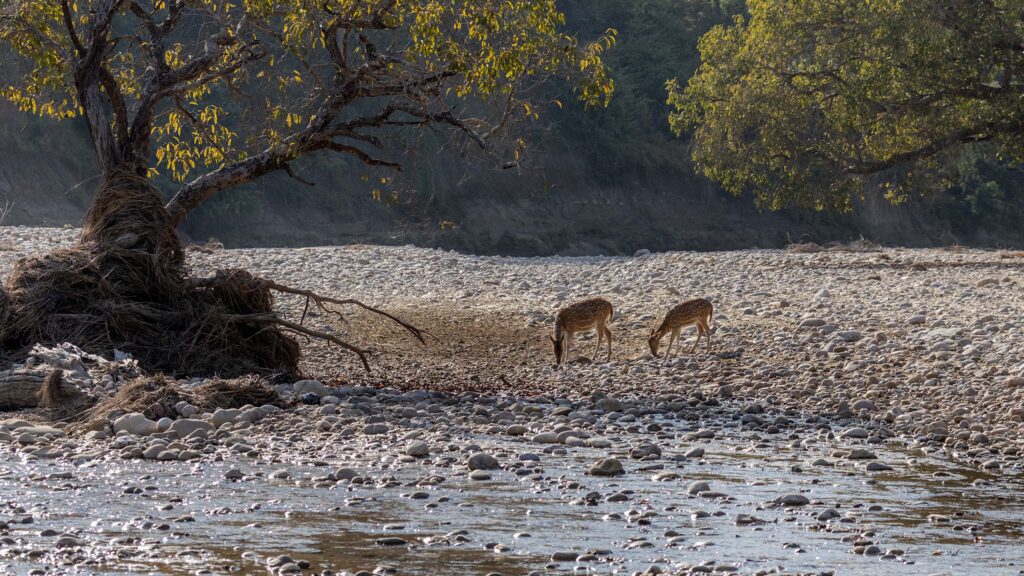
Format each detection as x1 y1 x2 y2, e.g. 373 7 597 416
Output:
0 0 614 376
668 0 1024 211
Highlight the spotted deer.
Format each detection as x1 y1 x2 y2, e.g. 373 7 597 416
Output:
648 298 713 358
550 297 614 364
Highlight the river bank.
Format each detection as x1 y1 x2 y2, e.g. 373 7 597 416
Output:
1 226 1023 575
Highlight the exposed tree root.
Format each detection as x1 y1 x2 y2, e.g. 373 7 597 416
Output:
185 273 427 372
0 171 422 378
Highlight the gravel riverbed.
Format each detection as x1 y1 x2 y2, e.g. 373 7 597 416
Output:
1 226 1023 575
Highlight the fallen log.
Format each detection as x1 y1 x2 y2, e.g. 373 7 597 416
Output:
0 368 83 410
0 368 48 409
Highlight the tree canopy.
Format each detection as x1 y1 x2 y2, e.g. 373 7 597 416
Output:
669 0 1024 211
0 0 614 224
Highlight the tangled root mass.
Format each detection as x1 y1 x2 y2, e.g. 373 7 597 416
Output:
0 171 409 378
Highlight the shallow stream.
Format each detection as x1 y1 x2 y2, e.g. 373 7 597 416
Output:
2 420 1022 575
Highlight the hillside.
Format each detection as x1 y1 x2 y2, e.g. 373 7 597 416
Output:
1 0 1023 254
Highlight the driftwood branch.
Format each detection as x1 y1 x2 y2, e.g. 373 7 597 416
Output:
262 280 425 344
223 312 372 372
185 272 424 371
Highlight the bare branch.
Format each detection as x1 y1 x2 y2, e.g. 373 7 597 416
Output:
224 312 372 372
322 141 402 169
263 280 426 345
60 0 84 57
282 163 315 187
839 125 1002 175
79 0 124 75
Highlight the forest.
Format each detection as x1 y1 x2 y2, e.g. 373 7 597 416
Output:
2 0 1022 254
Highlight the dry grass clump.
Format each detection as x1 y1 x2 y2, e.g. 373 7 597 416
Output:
785 241 826 254
941 244 969 253
186 239 225 254
77 374 279 427
786 237 881 254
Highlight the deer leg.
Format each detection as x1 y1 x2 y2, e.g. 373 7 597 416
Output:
593 326 603 361
692 319 708 352
605 325 613 362
703 320 712 353
666 329 679 359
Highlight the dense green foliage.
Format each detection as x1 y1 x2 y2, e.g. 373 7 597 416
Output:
552 0 742 180
2 0 1023 250
671 0 1024 211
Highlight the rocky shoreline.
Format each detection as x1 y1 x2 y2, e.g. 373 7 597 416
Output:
1 226 1023 468
194 228 1024 470
1 226 1023 575
2 373 1023 575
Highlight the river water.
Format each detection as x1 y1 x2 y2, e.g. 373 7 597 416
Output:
2 420 1022 576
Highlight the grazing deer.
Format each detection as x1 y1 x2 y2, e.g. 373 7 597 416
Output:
648 298 713 358
550 297 614 364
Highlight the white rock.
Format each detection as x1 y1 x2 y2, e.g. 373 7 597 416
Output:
112 413 158 436
168 419 214 438
589 458 624 477
687 481 710 495
406 442 430 458
852 399 876 412
840 427 870 439
212 408 243 428
531 431 559 444
335 468 358 481
774 494 810 506
18 425 65 437
238 408 265 424
505 424 528 436
293 380 329 397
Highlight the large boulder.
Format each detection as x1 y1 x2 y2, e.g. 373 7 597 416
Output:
212 408 243 428
168 419 214 438
589 458 625 477
112 413 158 436
293 380 329 397
467 452 499 470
